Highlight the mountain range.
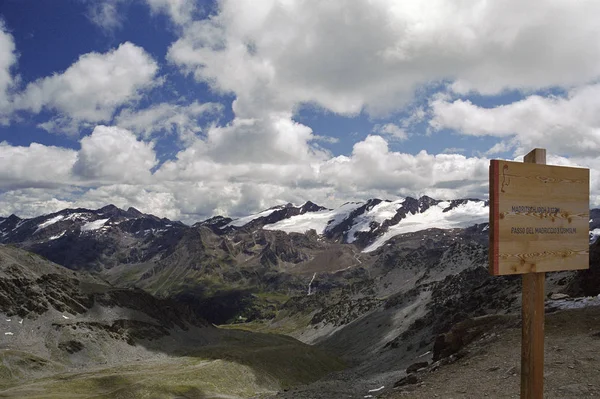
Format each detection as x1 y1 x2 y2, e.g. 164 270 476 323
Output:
1 196 599 398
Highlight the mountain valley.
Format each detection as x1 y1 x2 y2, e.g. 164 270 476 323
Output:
0 197 598 398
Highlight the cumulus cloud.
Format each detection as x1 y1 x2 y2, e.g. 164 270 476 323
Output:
73 126 158 183
0 23 17 121
429 84 600 157
0 125 158 190
115 101 222 142
0 141 77 190
6 1 600 222
0 189 75 218
318 135 489 198
168 0 600 117
14 42 158 134
75 184 180 220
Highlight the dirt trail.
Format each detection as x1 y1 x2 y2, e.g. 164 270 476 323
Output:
385 306 600 399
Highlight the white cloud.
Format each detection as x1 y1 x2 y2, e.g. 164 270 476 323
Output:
181 112 328 165
156 0 600 222
168 0 600 118
146 0 196 25
318 135 489 198
6 1 600 222
87 0 126 32
0 141 77 190
0 23 17 121
75 184 180 220
115 101 222 142
372 123 408 141
73 126 157 183
0 189 75 218
429 84 600 157
5 128 600 223
14 42 158 134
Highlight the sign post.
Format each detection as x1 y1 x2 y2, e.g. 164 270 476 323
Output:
489 148 590 399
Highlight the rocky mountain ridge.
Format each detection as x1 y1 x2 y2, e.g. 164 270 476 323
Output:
1 199 598 398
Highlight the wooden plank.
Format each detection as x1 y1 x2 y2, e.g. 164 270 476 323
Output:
521 148 546 399
489 159 589 275
523 148 546 164
521 272 545 399
489 161 500 275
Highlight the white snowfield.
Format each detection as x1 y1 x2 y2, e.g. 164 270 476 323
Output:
263 202 363 235
363 201 488 252
81 218 110 231
226 206 285 227
35 215 65 232
346 200 404 243
261 199 488 252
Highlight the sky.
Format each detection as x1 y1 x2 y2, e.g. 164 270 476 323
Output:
1 0 600 224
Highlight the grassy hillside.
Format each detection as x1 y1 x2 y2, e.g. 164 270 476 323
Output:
0 329 345 399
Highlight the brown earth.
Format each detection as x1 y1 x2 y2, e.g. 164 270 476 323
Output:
385 306 600 399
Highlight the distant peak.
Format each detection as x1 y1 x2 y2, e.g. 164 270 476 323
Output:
300 201 328 212
126 207 143 217
7 214 21 222
99 204 120 212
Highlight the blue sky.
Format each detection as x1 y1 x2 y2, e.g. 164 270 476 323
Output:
1 0 599 222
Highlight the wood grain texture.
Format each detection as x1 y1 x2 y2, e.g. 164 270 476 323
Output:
489 161 500 275
520 148 545 399
521 272 545 399
523 148 546 164
489 159 589 275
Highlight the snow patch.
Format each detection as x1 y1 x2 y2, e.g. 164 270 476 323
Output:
62 315 70 319
4 332 13 336
347 200 404 243
226 207 284 227
48 231 66 240
307 273 317 295
363 201 488 253
264 202 363 234
35 215 64 232
64 212 91 222
368 386 385 393
81 219 109 231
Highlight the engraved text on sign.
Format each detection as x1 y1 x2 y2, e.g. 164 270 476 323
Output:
489 160 589 275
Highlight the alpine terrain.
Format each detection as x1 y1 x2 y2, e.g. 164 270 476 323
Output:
1 197 599 398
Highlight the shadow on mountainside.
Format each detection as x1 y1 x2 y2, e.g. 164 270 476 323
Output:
0 244 345 398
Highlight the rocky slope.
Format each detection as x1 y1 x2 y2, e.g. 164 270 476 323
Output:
381 305 600 399
0 244 345 398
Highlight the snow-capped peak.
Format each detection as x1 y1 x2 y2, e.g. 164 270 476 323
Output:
363 200 488 252
263 202 363 235
227 206 288 227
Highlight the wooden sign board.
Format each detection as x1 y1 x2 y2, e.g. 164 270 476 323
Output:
489 160 590 276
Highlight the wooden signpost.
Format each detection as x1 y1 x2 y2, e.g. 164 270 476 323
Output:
489 148 590 399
